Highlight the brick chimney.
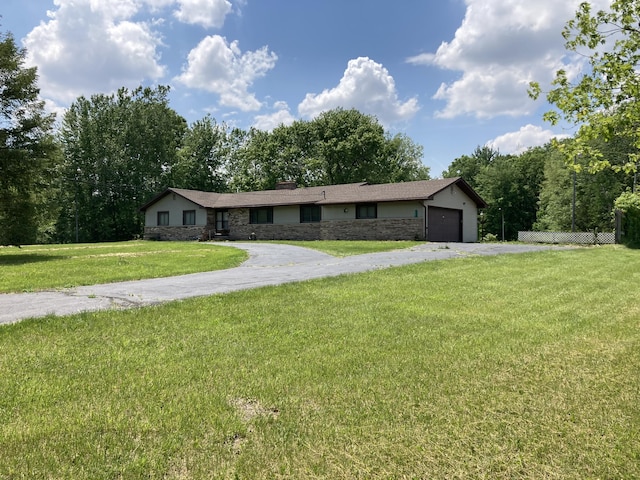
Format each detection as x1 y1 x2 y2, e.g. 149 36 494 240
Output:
275 181 297 190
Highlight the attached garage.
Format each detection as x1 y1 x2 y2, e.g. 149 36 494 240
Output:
428 207 462 242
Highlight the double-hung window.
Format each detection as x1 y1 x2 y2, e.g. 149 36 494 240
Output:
356 203 377 219
250 207 273 224
157 211 169 226
183 210 196 225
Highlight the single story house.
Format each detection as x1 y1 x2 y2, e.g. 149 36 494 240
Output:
139 177 487 242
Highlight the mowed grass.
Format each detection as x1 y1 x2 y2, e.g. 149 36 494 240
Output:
0 241 247 293
265 239 423 256
1 246 639 478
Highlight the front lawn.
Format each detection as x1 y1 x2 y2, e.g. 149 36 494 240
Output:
0 241 247 293
0 246 638 478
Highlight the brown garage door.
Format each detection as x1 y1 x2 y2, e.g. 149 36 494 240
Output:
428 207 462 242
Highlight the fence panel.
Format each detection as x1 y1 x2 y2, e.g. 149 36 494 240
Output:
518 231 616 244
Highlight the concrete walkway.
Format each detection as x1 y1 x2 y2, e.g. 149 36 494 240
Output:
0 242 567 325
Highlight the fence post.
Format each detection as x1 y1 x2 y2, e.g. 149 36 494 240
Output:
615 210 622 244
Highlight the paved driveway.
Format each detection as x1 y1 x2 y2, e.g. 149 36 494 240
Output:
0 242 568 325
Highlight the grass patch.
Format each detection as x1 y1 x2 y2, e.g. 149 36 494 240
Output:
0 241 247 293
1 246 639 478
266 240 423 256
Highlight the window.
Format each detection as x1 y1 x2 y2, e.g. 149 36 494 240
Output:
300 205 321 223
183 210 196 225
216 210 229 231
356 203 377 219
157 211 169 226
250 207 273 224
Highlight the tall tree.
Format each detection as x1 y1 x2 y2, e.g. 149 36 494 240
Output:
313 108 387 185
227 108 428 191
0 30 57 245
442 146 499 187
171 115 231 192
535 137 634 232
529 0 640 173
57 86 186 242
476 148 546 241
534 148 573 231
380 133 429 183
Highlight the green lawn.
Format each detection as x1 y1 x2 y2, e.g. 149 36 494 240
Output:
263 240 423 256
1 246 638 478
0 241 247 293
0 240 422 293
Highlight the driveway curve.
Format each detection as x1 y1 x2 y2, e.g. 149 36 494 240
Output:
0 242 569 325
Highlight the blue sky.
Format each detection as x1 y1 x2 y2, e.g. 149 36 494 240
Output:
2 0 609 176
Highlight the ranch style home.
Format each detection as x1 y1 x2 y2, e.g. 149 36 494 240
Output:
139 177 487 243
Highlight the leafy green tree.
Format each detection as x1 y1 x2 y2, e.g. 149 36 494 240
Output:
57 86 187 242
614 191 640 246
534 148 573 231
227 128 275 192
380 133 429 183
313 108 387 185
228 108 428 191
529 0 640 173
536 137 633 232
171 115 231 192
442 146 498 187
0 30 57 245
476 148 546 240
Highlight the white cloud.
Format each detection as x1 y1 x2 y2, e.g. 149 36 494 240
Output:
253 101 296 131
407 0 611 119
175 35 277 111
298 57 419 125
173 0 232 28
487 124 570 154
24 0 166 104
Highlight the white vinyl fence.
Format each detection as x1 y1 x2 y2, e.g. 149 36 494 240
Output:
518 231 616 245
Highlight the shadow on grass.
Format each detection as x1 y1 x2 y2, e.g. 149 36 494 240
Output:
0 254 64 266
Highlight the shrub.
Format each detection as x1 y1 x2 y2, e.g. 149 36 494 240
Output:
614 191 640 247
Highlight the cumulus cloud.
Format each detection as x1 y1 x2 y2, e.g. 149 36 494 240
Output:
173 0 232 28
24 0 166 104
298 57 419 126
487 124 570 154
253 101 296 131
174 35 277 111
407 0 611 119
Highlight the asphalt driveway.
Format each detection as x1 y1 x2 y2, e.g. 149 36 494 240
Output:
0 242 568 325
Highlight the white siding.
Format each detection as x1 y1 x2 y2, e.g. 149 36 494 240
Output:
144 195 206 227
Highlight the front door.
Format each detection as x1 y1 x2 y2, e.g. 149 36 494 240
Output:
215 210 229 234
428 207 462 242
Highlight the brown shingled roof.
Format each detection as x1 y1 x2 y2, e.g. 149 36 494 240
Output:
139 188 220 211
140 178 487 211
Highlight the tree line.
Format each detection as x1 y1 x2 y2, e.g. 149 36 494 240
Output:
442 142 635 241
1 28 429 244
4 0 640 246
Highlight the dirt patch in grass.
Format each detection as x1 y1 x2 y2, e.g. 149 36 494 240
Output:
228 398 280 454
231 397 280 422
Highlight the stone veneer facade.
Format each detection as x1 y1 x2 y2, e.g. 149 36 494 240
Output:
143 225 204 241
145 208 425 241
199 208 425 241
